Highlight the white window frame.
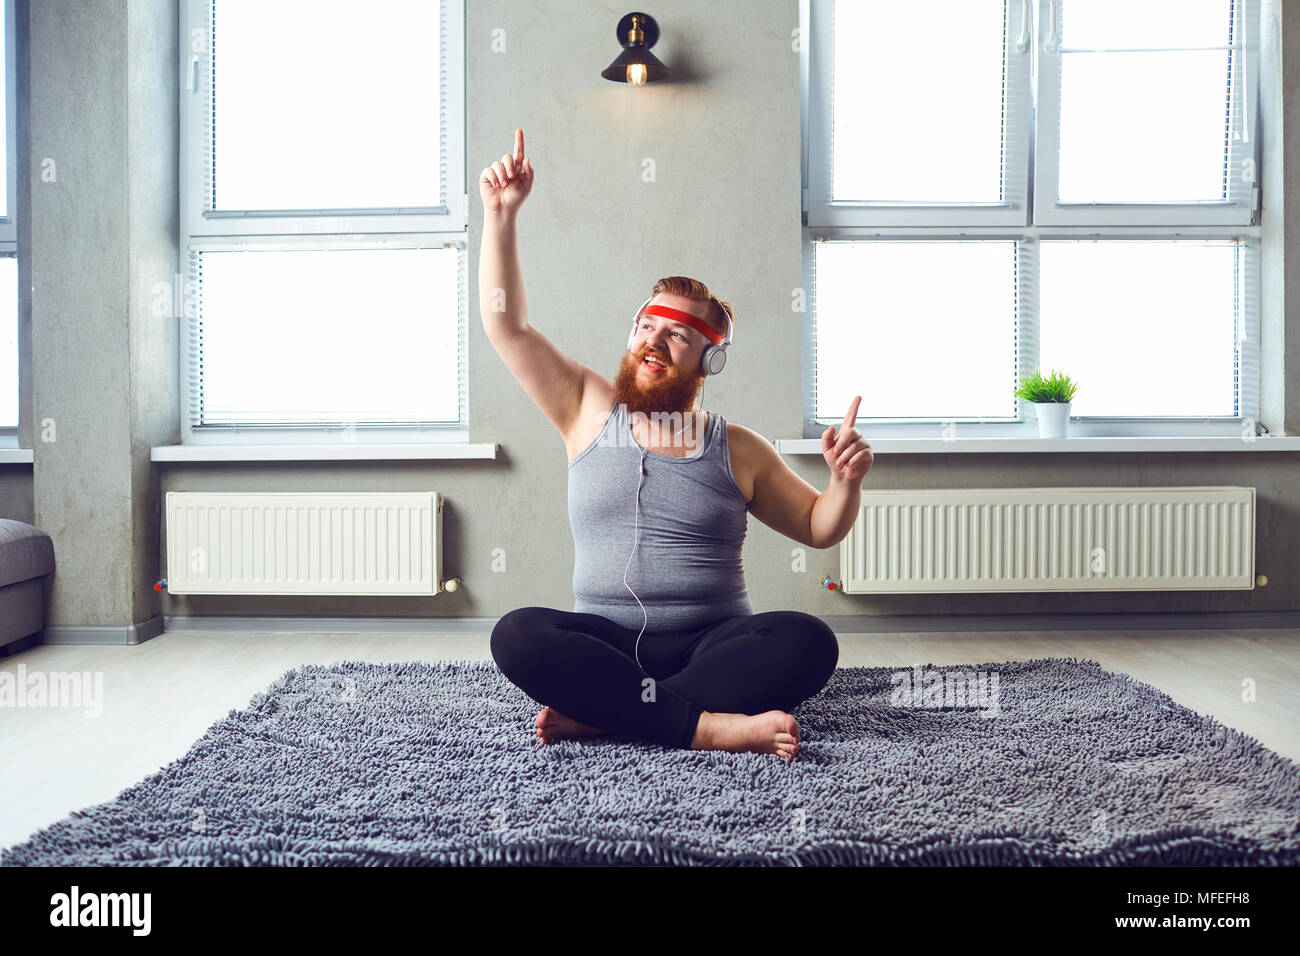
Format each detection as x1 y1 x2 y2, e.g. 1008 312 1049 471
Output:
805 0 1033 228
0 0 14 252
178 0 468 446
0 0 18 444
1034 0 1259 226
801 0 1263 440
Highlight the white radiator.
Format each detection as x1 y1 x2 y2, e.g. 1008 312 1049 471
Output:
164 492 443 595
839 486 1255 593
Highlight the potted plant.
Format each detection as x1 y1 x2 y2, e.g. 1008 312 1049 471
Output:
1014 368 1078 438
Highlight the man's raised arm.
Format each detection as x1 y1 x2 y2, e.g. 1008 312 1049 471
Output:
478 127 589 436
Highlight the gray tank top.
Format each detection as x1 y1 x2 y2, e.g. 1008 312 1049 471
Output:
567 400 754 632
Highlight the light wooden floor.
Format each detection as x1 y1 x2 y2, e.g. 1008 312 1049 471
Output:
1 627 1296 851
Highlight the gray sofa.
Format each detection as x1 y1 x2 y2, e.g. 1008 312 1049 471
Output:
0 519 55 655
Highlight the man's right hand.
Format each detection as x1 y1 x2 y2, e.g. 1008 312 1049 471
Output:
480 127 534 217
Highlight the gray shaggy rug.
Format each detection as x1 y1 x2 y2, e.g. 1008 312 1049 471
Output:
3 657 1298 866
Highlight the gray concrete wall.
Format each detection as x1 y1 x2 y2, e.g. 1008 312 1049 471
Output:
18 0 176 628
8 0 1300 632
30 0 134 627
125 0 180 624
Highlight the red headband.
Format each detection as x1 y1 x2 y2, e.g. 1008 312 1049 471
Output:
641 303 726 346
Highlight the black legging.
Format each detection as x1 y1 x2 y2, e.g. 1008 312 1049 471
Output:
489 606 840 749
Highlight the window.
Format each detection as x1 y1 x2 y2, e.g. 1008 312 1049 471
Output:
179 0 467 445
0 0 17 442
803 0 1261 438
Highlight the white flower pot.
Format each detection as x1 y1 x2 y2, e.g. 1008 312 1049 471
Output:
1033 401 1071 438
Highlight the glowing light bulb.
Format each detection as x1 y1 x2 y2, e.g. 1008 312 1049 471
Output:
627 63 647 86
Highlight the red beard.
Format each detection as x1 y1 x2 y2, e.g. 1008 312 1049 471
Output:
611 348 706 423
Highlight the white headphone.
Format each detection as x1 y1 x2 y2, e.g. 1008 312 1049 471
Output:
627 295 735 375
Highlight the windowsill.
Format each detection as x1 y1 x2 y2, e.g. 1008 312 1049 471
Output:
150 442 499 462
8 437 1298 462
775 436 1300 455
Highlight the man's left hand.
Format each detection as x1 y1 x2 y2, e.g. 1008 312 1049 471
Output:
821 394 873 484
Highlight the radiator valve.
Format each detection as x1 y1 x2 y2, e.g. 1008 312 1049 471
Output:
442 576 463 593
1256 574 1268 587
154 579 167 591
822 576 838 591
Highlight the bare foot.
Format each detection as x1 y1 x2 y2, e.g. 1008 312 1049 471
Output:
690 710 801 760
535 707 607 744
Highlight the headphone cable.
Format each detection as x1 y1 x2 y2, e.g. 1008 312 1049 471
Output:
623 406 700 674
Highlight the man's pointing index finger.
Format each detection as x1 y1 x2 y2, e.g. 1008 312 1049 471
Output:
842 395 862 431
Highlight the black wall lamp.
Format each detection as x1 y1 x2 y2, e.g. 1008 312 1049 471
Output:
601 13 671 86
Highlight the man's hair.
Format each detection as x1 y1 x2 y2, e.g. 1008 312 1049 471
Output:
650 276 734 342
